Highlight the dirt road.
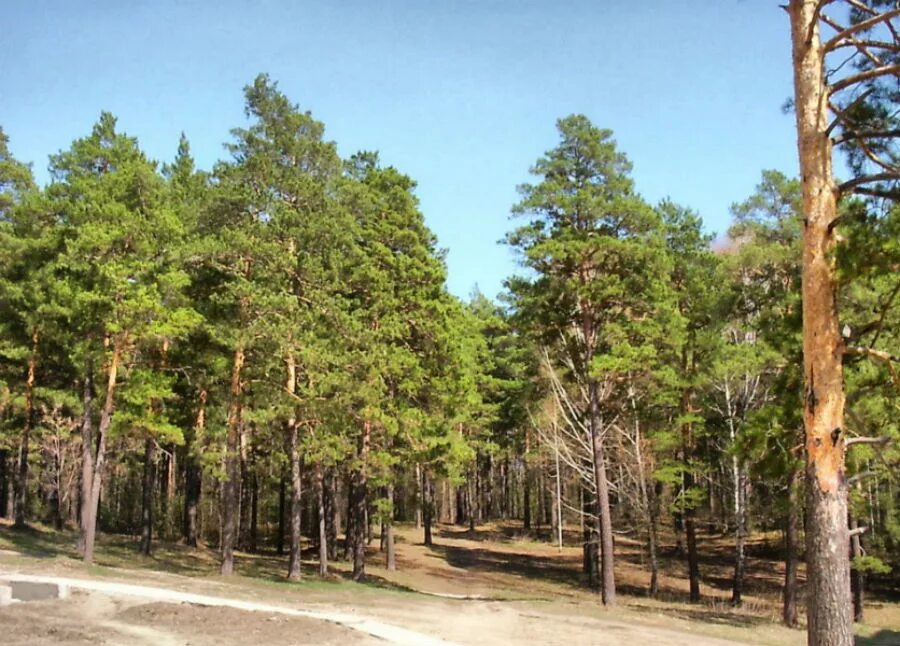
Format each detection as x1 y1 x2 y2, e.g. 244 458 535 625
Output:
0 571 754 646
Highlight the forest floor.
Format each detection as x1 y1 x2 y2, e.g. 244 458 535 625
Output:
0 520 897 645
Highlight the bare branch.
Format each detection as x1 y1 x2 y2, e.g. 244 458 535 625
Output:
833 128 900 145
851 186 900 199
844 436 892 448
824 8 900 53
845 343 900 389
830 39 900 55
827 88 875 136
844 345 900 363
848 470 876 485
830 63 900 94
821 13 885 66
838 172 900 195
848 525 868 538
820 10 848 37
844 0 877 17
850 134 900 176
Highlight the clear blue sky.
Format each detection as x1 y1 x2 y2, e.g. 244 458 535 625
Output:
2 1 798 300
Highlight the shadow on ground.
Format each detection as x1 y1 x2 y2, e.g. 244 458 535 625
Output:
857 629 900 645
426 540 583 592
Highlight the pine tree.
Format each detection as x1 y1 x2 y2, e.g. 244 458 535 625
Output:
506 115 672 605
46 113 199 563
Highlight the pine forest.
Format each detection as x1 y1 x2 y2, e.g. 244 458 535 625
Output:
2 3 900 646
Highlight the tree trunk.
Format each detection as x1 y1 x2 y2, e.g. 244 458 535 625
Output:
316 462 328 576
789 3 852 644
523 464 532 530
1 451 10 518
277 475 286 556
5 458 13 519
249 471 258 552
325 469 337 561
344 475 355 561
680 357 701 604
849 510 864 623
164 448 175 538
486 455 495 520
13 328 38 528
553 428 563 552
184 389 206 548
220 344 245 576
285 347 302 580
83 337 123 565
727 379 747 607
588 379 616 605
423 470 434 547
238 426 251 552
139 436 155 555
731 466 748 606
783 463 801 627
78 358 94 556
414 463 423 529
44 443 62 530
850 479 866 623
685 511 700 603
648 482 662 598
456 481 466 526
468 466 477 532
582 485 599 588
287 421 302 581
630 390 658 596
351 421 370 581
385 483 396 571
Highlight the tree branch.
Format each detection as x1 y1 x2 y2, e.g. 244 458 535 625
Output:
851 186 900 199
844 345 900 363
871 280 900 347
838 173 900 196
824 8 900 53
827 88 875 136
845 343 900 389
848 470 876 485
821 13 885 66
830 39 900 55
844 436 892 448
844 0 877 18
830 63 900 94
833 128 900 146
848 525 868 538
844 133 900 180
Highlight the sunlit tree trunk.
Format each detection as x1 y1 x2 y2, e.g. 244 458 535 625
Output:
286 351 302 581
789 3 852 643
83 337 123 564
